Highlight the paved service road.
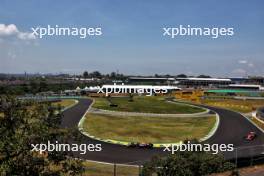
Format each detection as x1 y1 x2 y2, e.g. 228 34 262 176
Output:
61 98 264 164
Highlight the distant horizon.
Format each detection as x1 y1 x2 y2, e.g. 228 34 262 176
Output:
0 71 262 78
1 0 263 77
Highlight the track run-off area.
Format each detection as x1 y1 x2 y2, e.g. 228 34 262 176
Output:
60 98 264 165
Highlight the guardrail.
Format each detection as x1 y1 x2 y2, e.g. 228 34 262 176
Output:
257 107 264 121
223 144 264 168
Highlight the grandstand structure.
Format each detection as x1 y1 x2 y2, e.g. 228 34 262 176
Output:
228 84 264 91
175 78 232 88
128 77 175 85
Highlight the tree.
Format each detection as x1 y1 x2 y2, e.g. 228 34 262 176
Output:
154 74 160 78
176 74 187 78
90 71 102 78
142 151 234 176
197 75 211 78
0 95 85 175
83 71 89 78
110 72 116 79
128 93 134 102
39 80 48 92
29 80 39 94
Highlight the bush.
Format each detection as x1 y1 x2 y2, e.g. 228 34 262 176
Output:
142 151 235 176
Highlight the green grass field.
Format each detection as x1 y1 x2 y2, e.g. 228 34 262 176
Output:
83 113 216 143
201 99 264 113
93 96 205 114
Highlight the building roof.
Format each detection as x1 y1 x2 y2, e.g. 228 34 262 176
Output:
176 78 232 82
206 89 254 93
228 84 261 88
129 77 174 80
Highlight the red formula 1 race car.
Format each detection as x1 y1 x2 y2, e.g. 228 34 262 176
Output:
244 131 257 141
127 142 154 149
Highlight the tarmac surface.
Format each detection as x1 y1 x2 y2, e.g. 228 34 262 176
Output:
61 98 264 164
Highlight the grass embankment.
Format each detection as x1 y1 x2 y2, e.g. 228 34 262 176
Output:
83 161 264 176
201 99 264 113
49 160 139 176
211 164 264 176
52 99 76 109
93 96 204 114
83 161 139 176
83 113 216 143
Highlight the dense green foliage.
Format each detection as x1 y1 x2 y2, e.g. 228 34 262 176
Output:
0 95 84 175
0 81 95 95
142 151 234 176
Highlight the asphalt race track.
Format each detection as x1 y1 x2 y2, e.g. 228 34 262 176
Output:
61 98 264 164
201 105 264 160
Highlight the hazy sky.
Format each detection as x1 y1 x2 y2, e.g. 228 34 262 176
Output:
0 0 263 77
